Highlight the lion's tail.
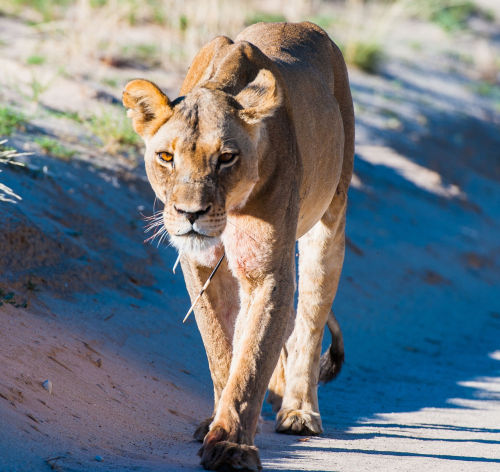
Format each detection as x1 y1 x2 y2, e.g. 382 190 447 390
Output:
319 310 344 384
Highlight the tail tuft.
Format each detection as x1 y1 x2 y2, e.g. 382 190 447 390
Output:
319 310 344 384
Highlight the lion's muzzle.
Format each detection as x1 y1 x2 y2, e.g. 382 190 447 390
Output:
163 195 227 254
174 203 211 225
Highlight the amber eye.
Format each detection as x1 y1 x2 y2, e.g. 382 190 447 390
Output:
156 151 174 164
218 152 238 168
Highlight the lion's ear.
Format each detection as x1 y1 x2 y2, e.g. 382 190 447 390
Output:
235 69 282 125
122 79 173 139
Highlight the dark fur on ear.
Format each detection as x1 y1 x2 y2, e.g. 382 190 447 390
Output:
122 79 173 138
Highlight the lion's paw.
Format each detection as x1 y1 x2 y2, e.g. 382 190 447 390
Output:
275 408 323 436
199 440 262 471
194 417 213 442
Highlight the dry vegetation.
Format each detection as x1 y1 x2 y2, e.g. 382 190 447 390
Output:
0 0 498 164
0 0 496 74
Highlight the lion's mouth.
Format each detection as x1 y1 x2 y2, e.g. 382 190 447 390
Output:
169 228 221 254
178 229 212 238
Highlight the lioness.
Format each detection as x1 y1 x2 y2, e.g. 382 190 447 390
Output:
123 21 354 472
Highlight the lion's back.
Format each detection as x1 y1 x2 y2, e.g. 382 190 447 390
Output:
238 22 353 235
236 21 336 88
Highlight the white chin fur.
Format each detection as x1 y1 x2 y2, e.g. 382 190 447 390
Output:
169 234 221 266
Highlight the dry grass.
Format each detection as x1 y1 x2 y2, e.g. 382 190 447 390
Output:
0 0 496 164
86 106 142 156
0 0 496 76
0 0 392 74
0 0 264 72
0 139 33 203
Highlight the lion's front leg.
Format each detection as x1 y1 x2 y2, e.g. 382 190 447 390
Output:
199 271 294 471
181 252 240 441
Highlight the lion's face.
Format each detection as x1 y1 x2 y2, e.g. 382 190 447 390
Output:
146 88 260 253
123 70 281 255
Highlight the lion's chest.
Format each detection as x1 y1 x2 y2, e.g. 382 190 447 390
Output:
222 219 270 279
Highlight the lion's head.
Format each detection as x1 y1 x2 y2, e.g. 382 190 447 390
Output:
123 69 281 255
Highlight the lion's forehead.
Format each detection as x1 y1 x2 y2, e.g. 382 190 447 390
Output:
175 88 236 128
151 89 244 161
152 120 219 159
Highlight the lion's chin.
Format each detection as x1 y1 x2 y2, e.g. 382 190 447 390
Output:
169 233 221 259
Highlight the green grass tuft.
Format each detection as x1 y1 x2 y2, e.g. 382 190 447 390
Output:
0 107 26 137
475 81 500 97
470 82 500 114
26 54 46 66
6 0 72 22
35 136 75 160
120 43 161 68
87 108 142 155
343 41 384 74
47 109 83 123
419 0 496 32
179 14 188 32
101 77 119 88
307 14 335 30
26 75 51 102
245 11 286 26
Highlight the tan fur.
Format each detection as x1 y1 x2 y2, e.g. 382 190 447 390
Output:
123 21 354 471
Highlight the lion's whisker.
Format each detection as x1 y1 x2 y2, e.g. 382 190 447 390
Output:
144 219 164 232
141 211 163 221
144 216 163 224
157 230 170 248
144 225 167 244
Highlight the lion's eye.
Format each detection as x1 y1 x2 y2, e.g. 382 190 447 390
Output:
156 151 174 164
218 152 238 167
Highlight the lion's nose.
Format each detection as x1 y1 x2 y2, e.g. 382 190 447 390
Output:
174 204 211 224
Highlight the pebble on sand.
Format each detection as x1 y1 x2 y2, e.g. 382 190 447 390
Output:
42 379 53 395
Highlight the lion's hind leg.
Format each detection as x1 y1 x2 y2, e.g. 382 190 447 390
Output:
276 193 346 435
